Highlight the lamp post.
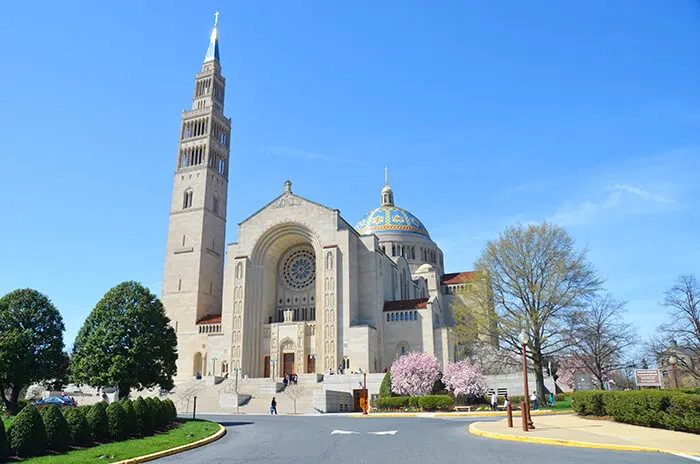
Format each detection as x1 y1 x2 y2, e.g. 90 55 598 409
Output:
270 359 278 382
362 370 368 415
518 329 535 431
669 356 678 389
233 367 241 414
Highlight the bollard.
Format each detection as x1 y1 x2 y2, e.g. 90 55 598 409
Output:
521 402 528 432
193 395 197 420
506 403 513 428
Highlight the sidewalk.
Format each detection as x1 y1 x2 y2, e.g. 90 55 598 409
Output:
469 414 700 456
348 409 572 418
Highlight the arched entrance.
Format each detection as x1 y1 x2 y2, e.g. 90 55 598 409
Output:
280 338 295 377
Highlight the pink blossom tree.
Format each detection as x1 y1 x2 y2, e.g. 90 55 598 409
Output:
442 359 488 398
390 353 440 396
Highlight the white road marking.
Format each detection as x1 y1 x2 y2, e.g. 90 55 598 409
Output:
673 454 700 463
368 430 398 435
331 430 360 435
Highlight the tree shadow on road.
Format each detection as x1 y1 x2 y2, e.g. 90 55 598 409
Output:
218 421 255 427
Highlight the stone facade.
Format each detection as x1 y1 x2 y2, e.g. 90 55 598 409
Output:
163 16 494 383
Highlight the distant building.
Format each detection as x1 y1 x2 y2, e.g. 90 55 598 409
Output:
657 339 699 388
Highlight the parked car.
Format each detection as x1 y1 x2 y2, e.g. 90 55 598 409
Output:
34 396 76 408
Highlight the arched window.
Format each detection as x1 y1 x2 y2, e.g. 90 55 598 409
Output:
391 313 395 321
414 311 418 320
401 346 407 356
387 313 390 322
213 196 219 214
400 312 404 321
183 190 193 209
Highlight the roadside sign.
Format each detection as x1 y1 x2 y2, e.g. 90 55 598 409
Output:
634 369 662 387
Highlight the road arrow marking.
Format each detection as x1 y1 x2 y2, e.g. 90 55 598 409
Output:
331 430 360 435
368 430 398 435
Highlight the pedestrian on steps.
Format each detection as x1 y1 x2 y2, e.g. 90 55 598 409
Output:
271 397 278 415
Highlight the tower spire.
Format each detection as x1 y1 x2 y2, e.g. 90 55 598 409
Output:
381 167 394 206
204 11 220 63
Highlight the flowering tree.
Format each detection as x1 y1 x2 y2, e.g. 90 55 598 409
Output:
390 353 439 396
442 359 488 398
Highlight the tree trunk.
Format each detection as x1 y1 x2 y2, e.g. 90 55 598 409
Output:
532 354 546 401
5 385 21 415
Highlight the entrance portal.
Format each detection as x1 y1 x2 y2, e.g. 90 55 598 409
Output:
283 353 295 376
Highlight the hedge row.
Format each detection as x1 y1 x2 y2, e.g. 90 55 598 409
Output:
573 390 700 434
0 397 178 460
375 395 454 411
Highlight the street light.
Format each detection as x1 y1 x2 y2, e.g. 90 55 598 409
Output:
233 367 242 414
518 329 535 431
270 359 278 382
669 356 678 389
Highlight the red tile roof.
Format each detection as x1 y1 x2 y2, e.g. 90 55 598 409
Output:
383 298 429 312
441 271 481 285
196 314 222 324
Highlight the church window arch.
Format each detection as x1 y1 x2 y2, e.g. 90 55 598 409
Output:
414 310 418 320
183 190 193 209
400 312 404 321
391 313 395 321
387 313 390 322
213 195 219 214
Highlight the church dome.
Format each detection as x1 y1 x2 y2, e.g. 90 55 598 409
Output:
355 205 430 238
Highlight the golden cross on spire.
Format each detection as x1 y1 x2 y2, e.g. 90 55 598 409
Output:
384 166 388 186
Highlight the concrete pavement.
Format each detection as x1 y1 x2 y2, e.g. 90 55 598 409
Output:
470 414 700 456
154 414 693 463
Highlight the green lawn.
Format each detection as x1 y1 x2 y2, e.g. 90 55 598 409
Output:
22 419 219 464
550 397 573 410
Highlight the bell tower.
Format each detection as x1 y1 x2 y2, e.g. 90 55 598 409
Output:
162 12 231 379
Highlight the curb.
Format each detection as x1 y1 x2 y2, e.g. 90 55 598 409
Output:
467 423 700 456
347 410 574 418
113 423 227 464
435 410 574 418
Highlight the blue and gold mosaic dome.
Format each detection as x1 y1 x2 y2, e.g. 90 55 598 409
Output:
354 206 430 238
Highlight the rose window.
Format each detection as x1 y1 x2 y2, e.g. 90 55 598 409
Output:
282 249 316 290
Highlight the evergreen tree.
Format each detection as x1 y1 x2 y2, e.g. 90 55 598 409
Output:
71 282 177 395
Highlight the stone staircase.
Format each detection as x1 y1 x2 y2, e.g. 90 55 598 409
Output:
170 374 326 415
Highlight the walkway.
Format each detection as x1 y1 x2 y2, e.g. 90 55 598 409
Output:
470 414 700 456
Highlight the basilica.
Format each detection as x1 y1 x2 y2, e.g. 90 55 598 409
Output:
162 15 487 381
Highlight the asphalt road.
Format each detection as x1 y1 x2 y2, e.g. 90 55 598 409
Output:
157 414 693 464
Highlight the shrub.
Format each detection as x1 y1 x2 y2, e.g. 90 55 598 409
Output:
0 418 9 461
574 390 700 434
408 397 420 408
163 398 177 422
134 397 154 436
40 405 70 451
63 408 91 446
418 395 454 411
8 405 47 457
120 399 137 437
86 402 108 441
152 398 169 430
375 397 410 410
106 402 128 441
554 392 572 402
379 372 393 398
572 391 605 416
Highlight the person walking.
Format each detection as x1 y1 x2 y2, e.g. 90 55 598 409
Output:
530 392 538 410
270 397 278 415
490 392 498 411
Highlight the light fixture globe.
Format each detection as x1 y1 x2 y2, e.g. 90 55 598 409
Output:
518 329 529 345
669 356 677 365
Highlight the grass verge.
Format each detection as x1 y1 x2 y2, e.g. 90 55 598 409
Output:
22 419 218 464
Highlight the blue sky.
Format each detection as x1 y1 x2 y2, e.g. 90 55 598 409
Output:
1 1 698 349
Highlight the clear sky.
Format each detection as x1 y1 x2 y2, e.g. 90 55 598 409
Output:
1 1 698 349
